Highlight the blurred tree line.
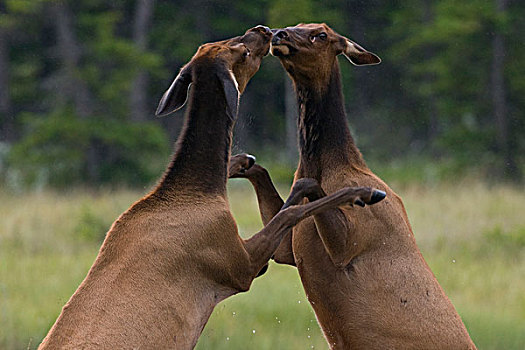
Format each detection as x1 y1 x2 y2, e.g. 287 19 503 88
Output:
0 0 523 188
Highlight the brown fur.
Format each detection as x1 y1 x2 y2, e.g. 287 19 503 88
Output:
39 25 386 350
260 23 477 349
38 27 284 350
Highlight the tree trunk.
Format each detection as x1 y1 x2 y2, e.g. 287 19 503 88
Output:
233 89 250 152
347 2 368 119
491 0 521 180
284 75 297 164
130 0 156 122
193 0 212 40
0 27 14 143
50 2 100 183
422 0 440 145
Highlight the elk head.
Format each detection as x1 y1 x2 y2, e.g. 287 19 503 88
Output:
271 23 380 89
156 25 272 117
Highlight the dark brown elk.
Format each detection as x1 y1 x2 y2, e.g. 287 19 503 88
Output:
234 23 477 349
38 26 385 350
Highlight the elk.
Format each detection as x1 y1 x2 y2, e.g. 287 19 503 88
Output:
39 26 385 350
238 23 476 349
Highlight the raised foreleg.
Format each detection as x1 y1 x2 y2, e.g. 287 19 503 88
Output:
284 178 386 267
229 154 284 224
241 182 385 284
229 154 295 265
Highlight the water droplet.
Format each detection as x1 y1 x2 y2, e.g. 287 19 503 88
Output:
452 259 456 263
307 335 311 339
226 337 230 341
307 327 310 331
298 300 301 304
252 329 256 334
353 242 357 246
232 312 236 316
278 320 281 323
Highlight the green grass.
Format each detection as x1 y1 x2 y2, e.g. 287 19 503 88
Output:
1 180 524 349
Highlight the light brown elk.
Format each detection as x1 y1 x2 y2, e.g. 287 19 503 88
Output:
39 26 385 349
234 23 477 349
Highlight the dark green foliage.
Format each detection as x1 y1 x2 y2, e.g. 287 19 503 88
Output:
9 107 169 186
1 0 524 187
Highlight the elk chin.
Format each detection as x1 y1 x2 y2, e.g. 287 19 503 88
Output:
270 44 291 56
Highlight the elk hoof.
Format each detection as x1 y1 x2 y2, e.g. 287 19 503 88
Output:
246 154 256 168
228 153 256 178
368 189 386 205
354 198 366 207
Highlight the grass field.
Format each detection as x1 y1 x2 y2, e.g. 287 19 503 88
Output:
1 179 524 349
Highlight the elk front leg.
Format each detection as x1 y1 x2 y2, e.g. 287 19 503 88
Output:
243 183 385 279
229 154 284 225
229 154 295 265
284 178 386 268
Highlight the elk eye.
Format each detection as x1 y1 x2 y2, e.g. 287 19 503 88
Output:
318 32 327 40
243 49 250 57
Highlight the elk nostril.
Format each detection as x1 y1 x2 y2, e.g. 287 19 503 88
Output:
275 30 288 39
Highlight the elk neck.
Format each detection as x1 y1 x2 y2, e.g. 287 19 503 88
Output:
294 61 367 181
155 64 235 197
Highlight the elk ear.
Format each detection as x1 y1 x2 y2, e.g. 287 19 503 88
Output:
155 65 192 117
216 69 240 117
340 38 381 66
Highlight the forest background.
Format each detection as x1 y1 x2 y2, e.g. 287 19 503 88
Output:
1 0 524 186
1 1 524 349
